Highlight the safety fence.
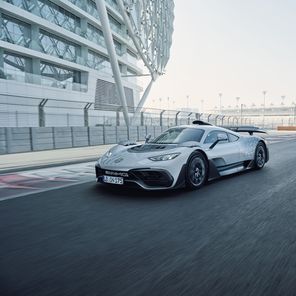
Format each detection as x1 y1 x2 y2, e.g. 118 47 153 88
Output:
1 95 296 129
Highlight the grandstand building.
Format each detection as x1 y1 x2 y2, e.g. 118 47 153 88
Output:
0 0 174 126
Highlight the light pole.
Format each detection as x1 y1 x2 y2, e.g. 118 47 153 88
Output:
236 97 240 116
219 93 222 114
159 97 162 110
281 95 285 106
240 103 244 125
186 95 189 110
262 91 267 127
293 102 296 125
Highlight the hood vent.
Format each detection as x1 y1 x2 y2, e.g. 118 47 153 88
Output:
128 144 176 153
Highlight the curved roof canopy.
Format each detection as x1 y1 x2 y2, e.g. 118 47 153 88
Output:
118 0 174 78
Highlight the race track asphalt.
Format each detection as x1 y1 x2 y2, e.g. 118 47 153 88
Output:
0 139 296 296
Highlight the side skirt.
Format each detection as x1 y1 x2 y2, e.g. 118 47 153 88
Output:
217 161 252 176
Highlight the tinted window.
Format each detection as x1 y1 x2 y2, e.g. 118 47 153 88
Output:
204 131 228 144
228 133 239 142
151 128 205 144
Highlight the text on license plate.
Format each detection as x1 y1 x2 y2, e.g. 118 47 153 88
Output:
103 175 124 185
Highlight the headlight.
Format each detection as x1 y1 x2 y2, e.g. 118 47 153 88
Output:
148 153 180 161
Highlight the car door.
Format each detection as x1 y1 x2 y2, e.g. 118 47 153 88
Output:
202 130 243 167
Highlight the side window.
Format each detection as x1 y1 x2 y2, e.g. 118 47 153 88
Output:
228 133 239 142
204 131 228 144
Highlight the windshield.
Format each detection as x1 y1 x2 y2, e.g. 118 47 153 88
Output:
150 128 205 144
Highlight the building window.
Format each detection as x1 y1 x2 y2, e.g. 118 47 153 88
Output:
1 14 31 48
39 30 81 63
108 15 123 35
86 23 105 48
87 50 111 72
2 51 32 82
6 0 80 34
68 0 99 19
37 0 80 33
6 0 35 12
113 39 123 56
40 61 86 91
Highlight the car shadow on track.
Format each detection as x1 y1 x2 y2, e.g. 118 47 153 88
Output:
88 167 268 202
90 183 184 201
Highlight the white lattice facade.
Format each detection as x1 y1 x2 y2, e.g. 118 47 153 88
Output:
0 0 144 125
0 0 174 126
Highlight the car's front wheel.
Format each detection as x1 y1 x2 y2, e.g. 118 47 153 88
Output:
185 152 208 190
254 142 266 169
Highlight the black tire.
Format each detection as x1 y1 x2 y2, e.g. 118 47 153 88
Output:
253 142 266 170
185 152 208 190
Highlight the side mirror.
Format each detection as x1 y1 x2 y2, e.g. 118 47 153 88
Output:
209 133 228 149
145 134 152 143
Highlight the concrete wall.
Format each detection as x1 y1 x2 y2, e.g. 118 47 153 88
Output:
0 128 7 154
137 126 147 141
5 127 32 153
53 127 72 149
128 126 138 142
103 126 116 144
89 126 104 146
146 126 155 138
116 126 128 143
31 127 54 151
72 127 89 147
0 125 173 154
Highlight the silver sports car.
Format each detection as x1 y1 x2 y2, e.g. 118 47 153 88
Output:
95 121 269 190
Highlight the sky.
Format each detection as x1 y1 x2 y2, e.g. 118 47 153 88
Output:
145 0 296 111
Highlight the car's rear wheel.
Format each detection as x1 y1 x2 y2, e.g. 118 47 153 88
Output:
254 142 266 169
185 152 208 190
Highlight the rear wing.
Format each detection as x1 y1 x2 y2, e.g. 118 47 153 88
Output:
225 126 267 135
192 120 212 126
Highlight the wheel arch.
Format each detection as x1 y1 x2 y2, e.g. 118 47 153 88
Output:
192 149 220 180
257 139 269 162
193 148 209 164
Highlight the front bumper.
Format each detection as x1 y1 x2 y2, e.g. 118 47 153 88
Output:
95 164 175 190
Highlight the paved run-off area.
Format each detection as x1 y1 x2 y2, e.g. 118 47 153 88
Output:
0 134 296 295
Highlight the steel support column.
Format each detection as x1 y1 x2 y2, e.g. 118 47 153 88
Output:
38 99 48 127
175 111 181 126
196 113 202 120
84 103 92 127
116 107 122 126
207 114 212 123
160 110 165 127
95 0 129 127
215 115 219 125
187 112 193 125
131 79 154 124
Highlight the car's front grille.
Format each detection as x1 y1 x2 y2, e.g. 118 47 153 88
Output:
130 169 173 187
96 165 174 188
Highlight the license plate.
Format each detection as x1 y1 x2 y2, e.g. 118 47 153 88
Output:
103 175 124 185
